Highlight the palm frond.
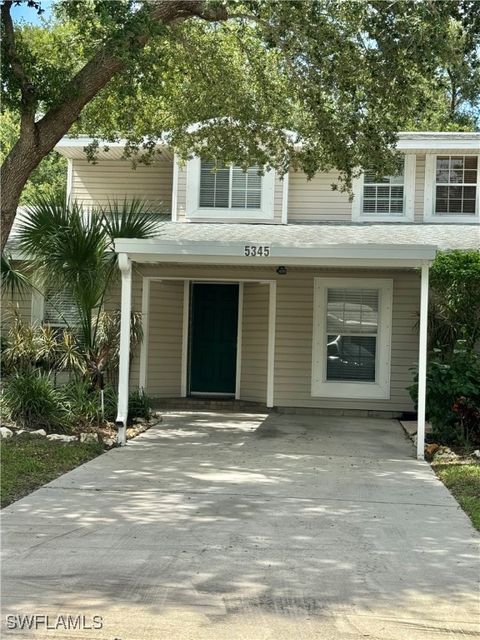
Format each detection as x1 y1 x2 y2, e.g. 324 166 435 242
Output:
101 198 162 244
1 253 32 297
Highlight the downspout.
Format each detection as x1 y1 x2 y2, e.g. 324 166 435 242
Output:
116 253 132 446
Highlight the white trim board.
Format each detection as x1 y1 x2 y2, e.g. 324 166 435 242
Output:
115 238 437 266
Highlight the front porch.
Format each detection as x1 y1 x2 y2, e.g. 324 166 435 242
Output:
112 235 435 459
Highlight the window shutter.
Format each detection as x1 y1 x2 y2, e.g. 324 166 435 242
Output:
44 288 79 326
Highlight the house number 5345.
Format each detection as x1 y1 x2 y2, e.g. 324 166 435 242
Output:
244 245 271 257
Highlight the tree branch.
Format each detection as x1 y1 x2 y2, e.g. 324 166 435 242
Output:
1 0 36 130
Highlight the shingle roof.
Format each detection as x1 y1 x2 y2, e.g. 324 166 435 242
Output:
6 208 478 255
151 221 479 251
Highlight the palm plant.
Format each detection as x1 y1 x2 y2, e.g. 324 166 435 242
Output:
1 252 32 297
17 193 160 385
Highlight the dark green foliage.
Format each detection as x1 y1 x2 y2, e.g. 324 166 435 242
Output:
127 389 152 423
1 370 70 433
429 250 480 350
409 342 480 447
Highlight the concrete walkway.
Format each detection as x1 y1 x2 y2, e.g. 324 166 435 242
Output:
2 412 479 639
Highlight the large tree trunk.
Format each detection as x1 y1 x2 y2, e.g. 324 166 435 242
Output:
1 0 228 252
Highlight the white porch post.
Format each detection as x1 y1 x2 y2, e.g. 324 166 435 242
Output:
417 262 430 460
116 253 132 446
267 281 277 408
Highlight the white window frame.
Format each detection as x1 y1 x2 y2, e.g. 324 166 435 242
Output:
185 156 275 220
424 154 480 223
352 154 415 222
311 277 393 399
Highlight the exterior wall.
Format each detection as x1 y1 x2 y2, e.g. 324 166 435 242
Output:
71 159 172 211
145 280 184 397
240 283 269 402
132 264 420 413
288 170 351 222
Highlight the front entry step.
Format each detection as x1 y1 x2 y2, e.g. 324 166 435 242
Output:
152 397 269 413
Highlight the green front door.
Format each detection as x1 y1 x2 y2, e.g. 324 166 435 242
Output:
190 283 239 394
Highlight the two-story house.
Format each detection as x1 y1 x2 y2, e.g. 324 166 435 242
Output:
5 131 480 456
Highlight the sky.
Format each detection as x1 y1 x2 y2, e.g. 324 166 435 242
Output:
11 0 54 24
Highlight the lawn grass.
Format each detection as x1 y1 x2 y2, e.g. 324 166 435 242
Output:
432 462 480 532
1 436 105 508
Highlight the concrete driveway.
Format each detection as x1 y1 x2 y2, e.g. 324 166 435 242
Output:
2 412 479 639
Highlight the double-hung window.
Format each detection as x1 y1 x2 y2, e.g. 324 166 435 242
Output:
434 155 478 216
425 154 479 222
185 156 275 219
312 278 393 399
352 155 415 221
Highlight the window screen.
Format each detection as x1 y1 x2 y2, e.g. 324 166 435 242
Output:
435 156 477 215
326 288 378 382
363 165 404 215
199 160 262 209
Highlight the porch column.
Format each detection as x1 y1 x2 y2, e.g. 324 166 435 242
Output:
416 262 430 460
267 281 277 408
116 253 132 446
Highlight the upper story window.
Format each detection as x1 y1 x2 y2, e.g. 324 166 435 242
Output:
184 156 275 220
352 155 415 222
425 154 479 223
363 170 404 216
434 156 477 216
200 161 262 210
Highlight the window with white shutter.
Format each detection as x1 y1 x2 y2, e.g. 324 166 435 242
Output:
185 156 275 220
352 155 415 222
43 287 80 328
362 168 404 216
312 278 393 399
199 160 262 210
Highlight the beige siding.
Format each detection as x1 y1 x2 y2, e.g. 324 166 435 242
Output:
132 264 420 413
288 170 352 222
274 268 420 412
145 281 184 397
71 159 173 212
414 155 426 222
176 165 285 223
240 283 269 402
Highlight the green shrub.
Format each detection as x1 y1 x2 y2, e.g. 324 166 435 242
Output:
1 370 70 433
128 389 152 423
429 250 480 350
62 381 117 426
409 341 480 446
